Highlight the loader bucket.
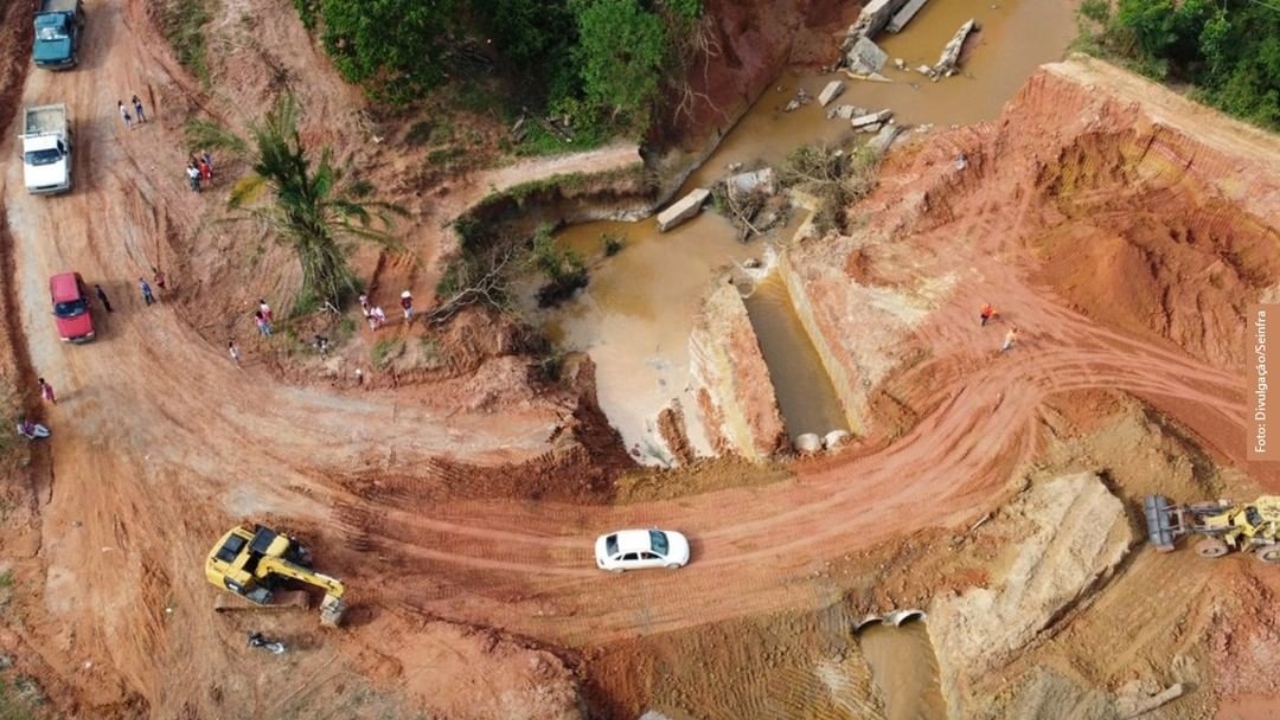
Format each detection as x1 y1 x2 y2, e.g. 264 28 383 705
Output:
1144 494 1180 552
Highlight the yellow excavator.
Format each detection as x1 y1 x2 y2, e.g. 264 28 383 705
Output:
205 524 347 627
1144 495 1280 563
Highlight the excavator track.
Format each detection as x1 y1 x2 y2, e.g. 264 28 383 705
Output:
213 590 310 614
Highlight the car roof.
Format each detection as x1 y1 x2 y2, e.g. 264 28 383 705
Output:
611 529 659 554
49 272 81 300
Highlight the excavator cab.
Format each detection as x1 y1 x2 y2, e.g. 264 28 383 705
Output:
205 524 347 627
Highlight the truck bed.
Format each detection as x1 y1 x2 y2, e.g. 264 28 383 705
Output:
24 106 65 136
38 0 78 14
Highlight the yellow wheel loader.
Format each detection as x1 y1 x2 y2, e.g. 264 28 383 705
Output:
1143 495 1280 564
205 524 347 627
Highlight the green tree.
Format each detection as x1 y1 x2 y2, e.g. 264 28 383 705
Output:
227 95 403 309
572 0 667 121
318 0 457 102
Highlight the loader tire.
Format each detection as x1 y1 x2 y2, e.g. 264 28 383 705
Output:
1195 538 1229 558
1254 545 1280 565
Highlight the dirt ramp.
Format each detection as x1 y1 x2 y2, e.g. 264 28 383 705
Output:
927 472 1133 718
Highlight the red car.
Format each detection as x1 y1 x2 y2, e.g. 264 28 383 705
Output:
50 271 94 343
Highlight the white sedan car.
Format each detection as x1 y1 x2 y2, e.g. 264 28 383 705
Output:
594 529 690 572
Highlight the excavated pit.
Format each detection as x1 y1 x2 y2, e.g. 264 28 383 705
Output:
742 272 851 445
856 619 948 720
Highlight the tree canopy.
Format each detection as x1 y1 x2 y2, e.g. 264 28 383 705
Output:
1080 0 1280 129
301 0 704 131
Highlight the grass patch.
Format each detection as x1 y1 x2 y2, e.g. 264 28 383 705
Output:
157 0 214 85
371 338 405 369
0 572 12 590
601 233 624 257
515 122 608 157
0 676 41 719
780 144 879 236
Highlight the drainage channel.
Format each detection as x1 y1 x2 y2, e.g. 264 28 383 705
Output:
855 615 948 720
741 272 849 445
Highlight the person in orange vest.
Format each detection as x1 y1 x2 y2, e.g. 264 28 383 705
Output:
980 303 998 326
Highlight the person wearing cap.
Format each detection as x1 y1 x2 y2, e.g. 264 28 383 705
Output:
399 290 413 322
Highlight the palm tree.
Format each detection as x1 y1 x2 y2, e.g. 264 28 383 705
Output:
225 95 402 310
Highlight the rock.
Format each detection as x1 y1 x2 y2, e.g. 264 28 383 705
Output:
846 36 888 76
860 123 882 133
916 64 934 76
656 188 711 232
727 168 777 198
795 433 823 454
851 109 893 128
818 80 846 107
894 58 906 70
726 162 743 172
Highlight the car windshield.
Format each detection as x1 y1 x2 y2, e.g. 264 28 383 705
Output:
605 534 619 556
25 149 63 166
37 25 68 41
55 298 86 318
648 530 669 556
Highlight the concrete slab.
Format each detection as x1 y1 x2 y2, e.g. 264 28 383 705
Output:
818 80 845 107
846 36 888 75
656 188 711 232
887 0 930 33
728 167 777 198
851 109 893 128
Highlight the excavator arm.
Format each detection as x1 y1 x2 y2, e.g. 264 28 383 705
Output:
257 557 347 627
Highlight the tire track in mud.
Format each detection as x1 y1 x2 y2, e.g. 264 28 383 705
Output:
328 299 1248 642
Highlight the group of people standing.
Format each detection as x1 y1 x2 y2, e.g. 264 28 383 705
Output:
116 95 147 129
187 151 215 192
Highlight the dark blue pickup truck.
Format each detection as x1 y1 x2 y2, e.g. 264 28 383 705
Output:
33 0 85 70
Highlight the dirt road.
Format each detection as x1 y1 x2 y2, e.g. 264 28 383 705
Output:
0 1 1274 717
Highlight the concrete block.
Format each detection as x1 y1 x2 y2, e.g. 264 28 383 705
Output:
818 80 845 107
656 188 711 232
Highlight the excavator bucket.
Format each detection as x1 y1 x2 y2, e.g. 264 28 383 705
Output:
1144 494 1182 552
319 595 346 628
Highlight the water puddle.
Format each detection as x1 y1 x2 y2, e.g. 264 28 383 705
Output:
742 273 849 442
857 620 948 720
542 215 757 461
537 0 1075 461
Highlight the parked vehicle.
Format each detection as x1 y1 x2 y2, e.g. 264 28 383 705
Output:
594 529 690 572
21 104 73 195
33 0 85 70
49 271 95 343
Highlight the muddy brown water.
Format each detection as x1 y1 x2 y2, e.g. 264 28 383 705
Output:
540 0 1075 465
857 621 949 720
543 215 757 462
743 273 850 442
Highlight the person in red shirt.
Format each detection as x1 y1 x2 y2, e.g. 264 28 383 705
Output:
980 303 998 327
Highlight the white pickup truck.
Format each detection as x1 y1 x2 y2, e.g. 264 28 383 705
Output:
21 104 73 195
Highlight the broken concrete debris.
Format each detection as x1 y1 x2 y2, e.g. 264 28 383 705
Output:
656 188 711 232
841 0 914 45
784 88 812 112
818 80 845 108
845 36 888 77
887 0 930 34
868 124 904 157
932 19 979 79
826 104 867 121
727 168 777 200
851 109 893 129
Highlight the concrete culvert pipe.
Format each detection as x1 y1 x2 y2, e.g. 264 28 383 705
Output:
885 609 927 626
795 433 823 454
824 430 851 450
854 615 886 632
